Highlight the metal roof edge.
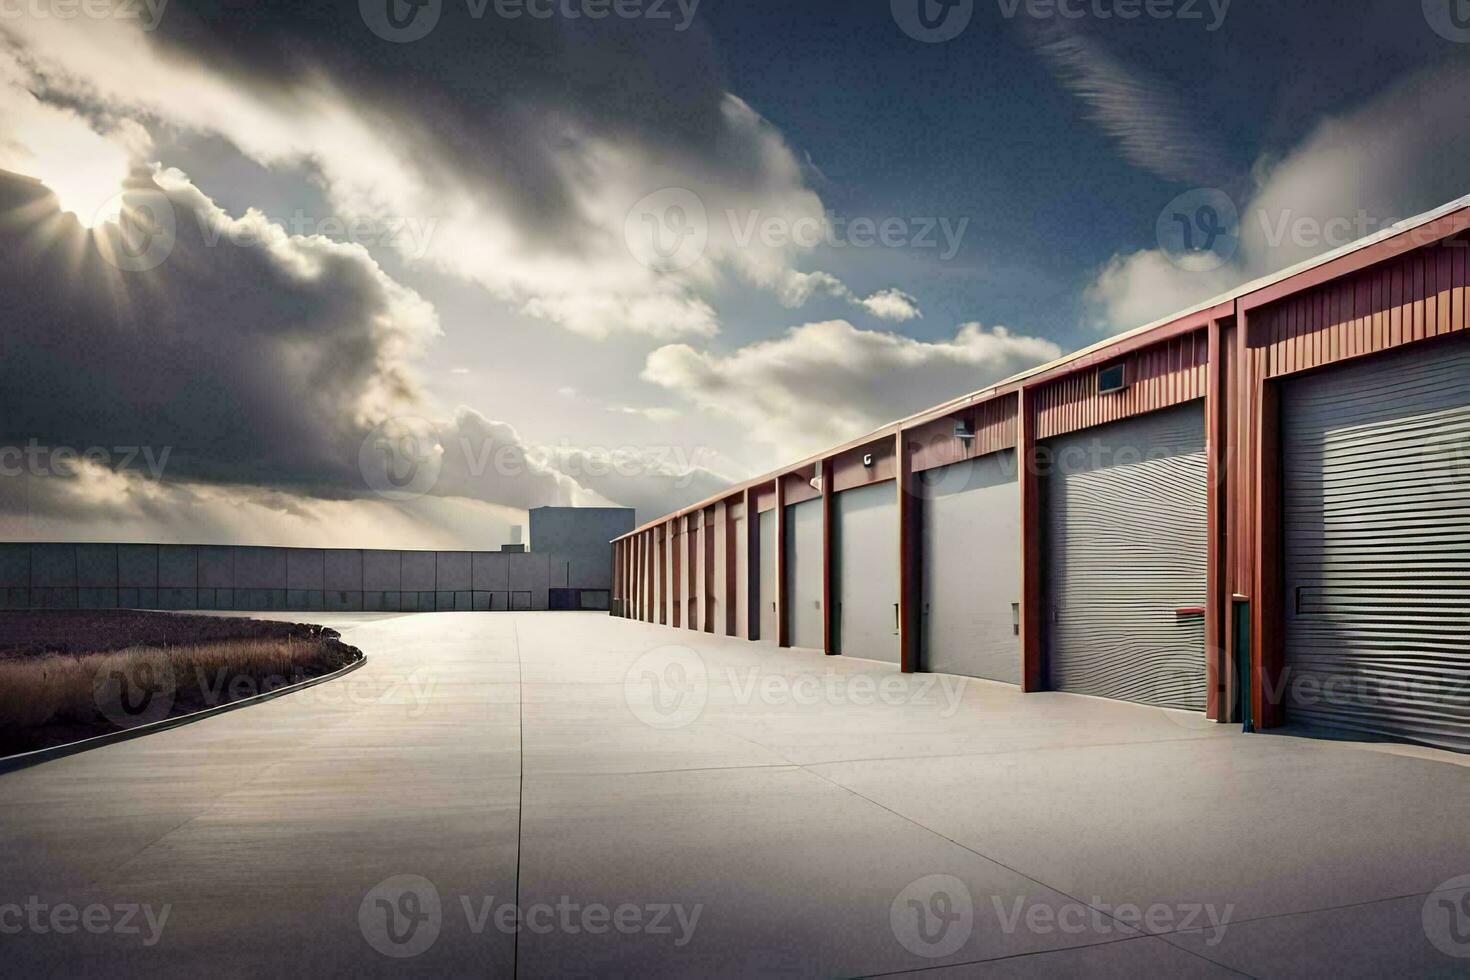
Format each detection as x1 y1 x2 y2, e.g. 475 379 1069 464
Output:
614 193 1470 541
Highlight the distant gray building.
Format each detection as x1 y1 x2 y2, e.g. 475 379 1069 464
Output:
0 506 634 613
530 506 636 608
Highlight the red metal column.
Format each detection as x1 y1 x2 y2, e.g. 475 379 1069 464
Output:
630 535 638 620
1205 319 1226 722
1252 366 1286 728
723 499 738 637
820 459 836 656
671 519 682 629
644 530 654 623
775 475 789 648
1018 387 1044 692
613 540 622 617
897 432 920 673
686 513 697 631
703 506 716 633
658 525 668 626
744 487 760 641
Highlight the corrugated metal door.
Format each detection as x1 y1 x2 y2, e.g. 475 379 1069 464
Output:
835 482 900 663
785 498 824 650
1283 339 1470 751
1044 402 1208 711
921 451 1020 683
759 509 776 642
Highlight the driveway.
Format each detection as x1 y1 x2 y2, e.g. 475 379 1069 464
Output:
3 612 1470 977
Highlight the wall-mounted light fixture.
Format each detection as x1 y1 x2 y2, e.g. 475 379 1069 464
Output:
954 418 975 444
862 453 874 468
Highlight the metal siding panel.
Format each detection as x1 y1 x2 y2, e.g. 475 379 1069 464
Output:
920 451 1021 683
30 544 76 587
1043 401 1210 711
833 481 900 664
784 498 824 650
1283 337 1470 751
1035 333 1206 441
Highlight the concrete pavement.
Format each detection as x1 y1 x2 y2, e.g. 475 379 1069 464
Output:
3 612 1470 977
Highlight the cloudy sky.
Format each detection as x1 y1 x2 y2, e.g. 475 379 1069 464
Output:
1 0 1468 547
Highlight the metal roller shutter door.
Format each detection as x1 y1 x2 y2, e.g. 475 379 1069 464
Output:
920 451 1020 683
835 482 900 664
1043 402 1209 711
758 509 777 642
1283 339 1470 752
785 498 824 650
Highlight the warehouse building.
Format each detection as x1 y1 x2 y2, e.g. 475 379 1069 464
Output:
1 506 632 613
613 196 1470 755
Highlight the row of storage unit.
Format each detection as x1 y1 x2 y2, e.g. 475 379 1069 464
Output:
615 196 1470 755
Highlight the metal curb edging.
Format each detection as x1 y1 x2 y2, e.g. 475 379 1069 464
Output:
0 653 368 776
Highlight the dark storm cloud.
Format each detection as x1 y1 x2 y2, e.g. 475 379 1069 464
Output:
0 166 725 519
144 0 761 244
0 168 424 492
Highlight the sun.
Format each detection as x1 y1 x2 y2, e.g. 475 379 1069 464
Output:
39 157 129 229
